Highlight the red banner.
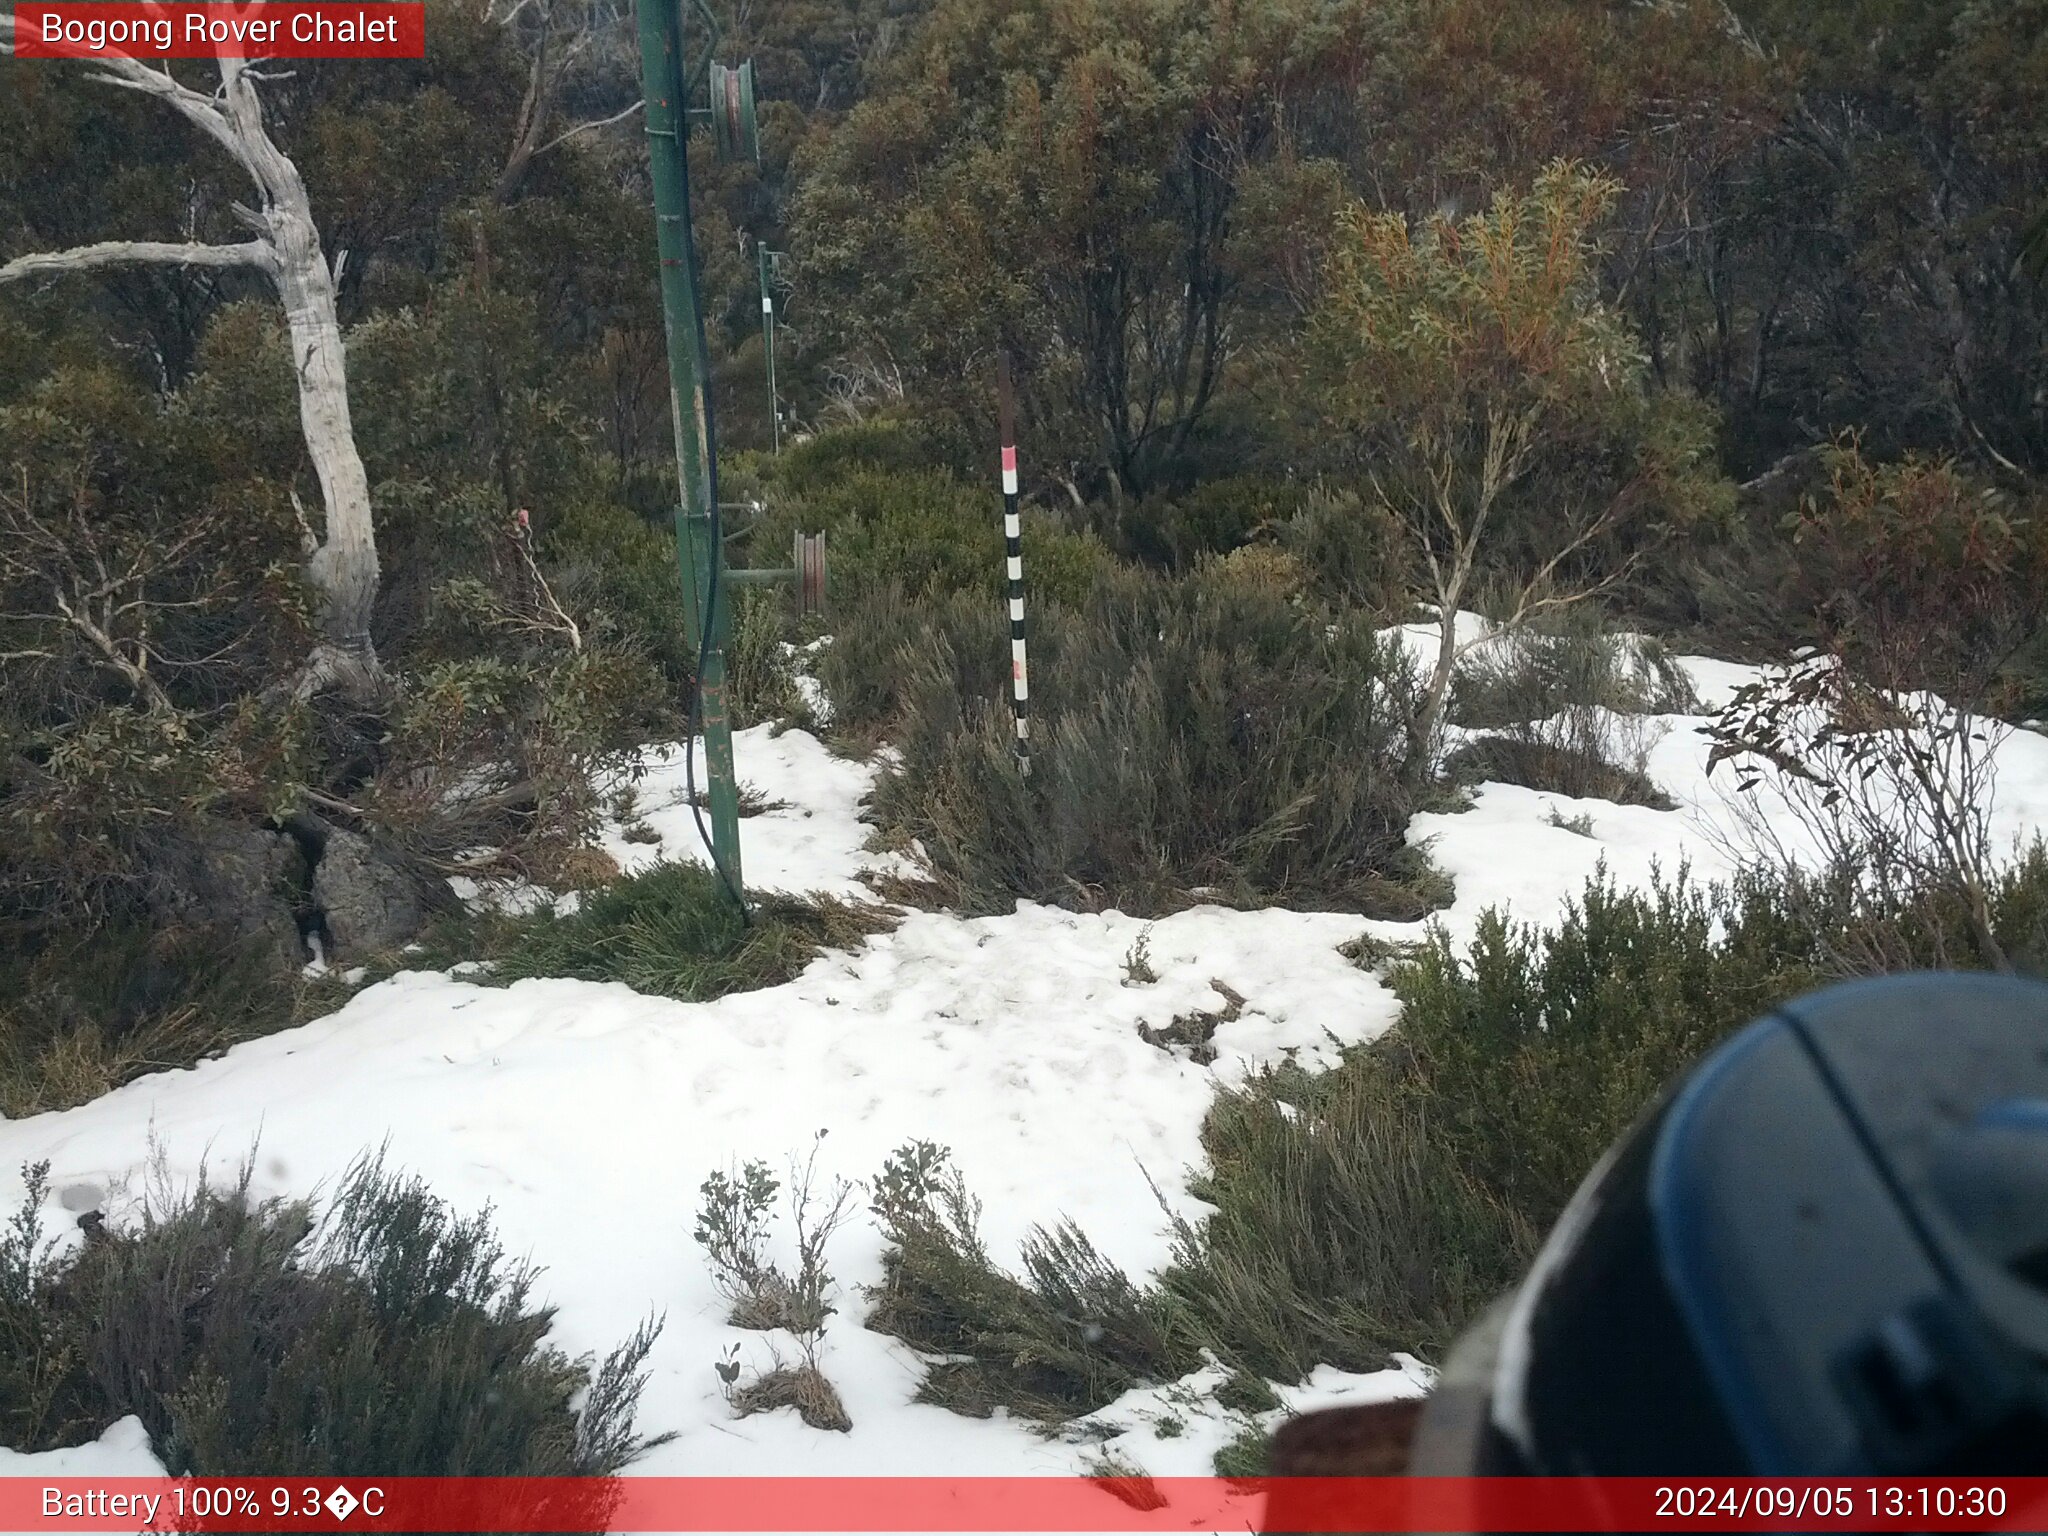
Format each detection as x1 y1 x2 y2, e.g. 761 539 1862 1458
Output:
12 4 425 59
3 1477 2046 1532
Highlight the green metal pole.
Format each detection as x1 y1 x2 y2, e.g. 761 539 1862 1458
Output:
636 0 743 897
758 244 780 454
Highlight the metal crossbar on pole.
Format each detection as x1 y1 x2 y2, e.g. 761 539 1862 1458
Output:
995 354 1031 777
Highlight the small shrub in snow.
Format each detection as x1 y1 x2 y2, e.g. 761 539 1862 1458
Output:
1444 619 1686 807
729 1361 852 1433
1445 713 1672 809
0 1151 668 1488
695 1161 781 1328
1448 621 1696 730
699 1135 855 1431
1081 1449 1166 1507
1546 806 1598 838
408 861 895 1002
1211 1419 1270 1480
865 1142 1180 1421
1137 981 1244 1065
1213 1369 1280 1414
695 1135 853 1338
1121 930 1159 987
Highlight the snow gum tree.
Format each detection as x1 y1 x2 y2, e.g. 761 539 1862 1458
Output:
0 24 381 701
1298 161 1724 766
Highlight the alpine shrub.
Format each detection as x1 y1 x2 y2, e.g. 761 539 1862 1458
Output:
0 1153 668 1491
407 861 897 1002
857 568 1438 915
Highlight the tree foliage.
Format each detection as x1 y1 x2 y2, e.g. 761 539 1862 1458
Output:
795 0 1364 496
1299 161 1722 751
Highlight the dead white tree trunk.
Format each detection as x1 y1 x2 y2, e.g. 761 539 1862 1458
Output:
0 28 382 700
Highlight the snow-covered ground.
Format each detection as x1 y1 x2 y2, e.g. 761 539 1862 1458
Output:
6 618 2048 1483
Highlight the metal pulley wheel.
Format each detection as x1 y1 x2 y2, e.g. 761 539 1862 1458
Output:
709 59 760 166
793 530 827 618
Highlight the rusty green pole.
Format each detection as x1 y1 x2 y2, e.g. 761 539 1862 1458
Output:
636 0 742 899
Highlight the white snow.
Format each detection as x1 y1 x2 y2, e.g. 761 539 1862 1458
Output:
595 728 916 899
0 1417 163 1479
6 626 2048 1487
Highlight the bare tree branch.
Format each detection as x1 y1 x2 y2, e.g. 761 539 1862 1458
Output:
0 238 273 287
533 99 643 156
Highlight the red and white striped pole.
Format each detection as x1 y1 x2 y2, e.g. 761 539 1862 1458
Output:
995 353 1032 778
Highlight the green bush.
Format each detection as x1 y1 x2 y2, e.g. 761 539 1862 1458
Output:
864 1142 1182 1421
539 495 694 692
407 861 896 1002
1388 869 1809 1223
1273 488 1415 615
727 587 809 730
1122 476 1313 569
748 465 1116 611
1154 1056 1530 1379
2 1154 666 1490
765 420 950 499
0 924 321 1120
854 568 1439 915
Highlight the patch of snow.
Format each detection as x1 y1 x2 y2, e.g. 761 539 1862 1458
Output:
445 873 563 917
0 1416 164 1478
593 726 913 899
1385 608 1502 678
781 638 836 727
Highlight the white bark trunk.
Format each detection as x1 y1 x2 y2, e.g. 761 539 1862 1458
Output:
215 61 379 652
0 26 382 686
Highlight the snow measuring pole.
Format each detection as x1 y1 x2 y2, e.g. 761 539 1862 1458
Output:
996 354 1032 777
634 0 761 900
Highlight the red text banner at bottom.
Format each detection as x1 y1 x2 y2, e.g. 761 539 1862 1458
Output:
13 5 425 60
5 1477 2048 1532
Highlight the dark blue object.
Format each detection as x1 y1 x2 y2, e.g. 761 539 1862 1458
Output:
1414 974 2048 1475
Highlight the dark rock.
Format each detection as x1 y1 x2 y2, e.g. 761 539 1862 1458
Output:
146 821 307 969
312 828 427 956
